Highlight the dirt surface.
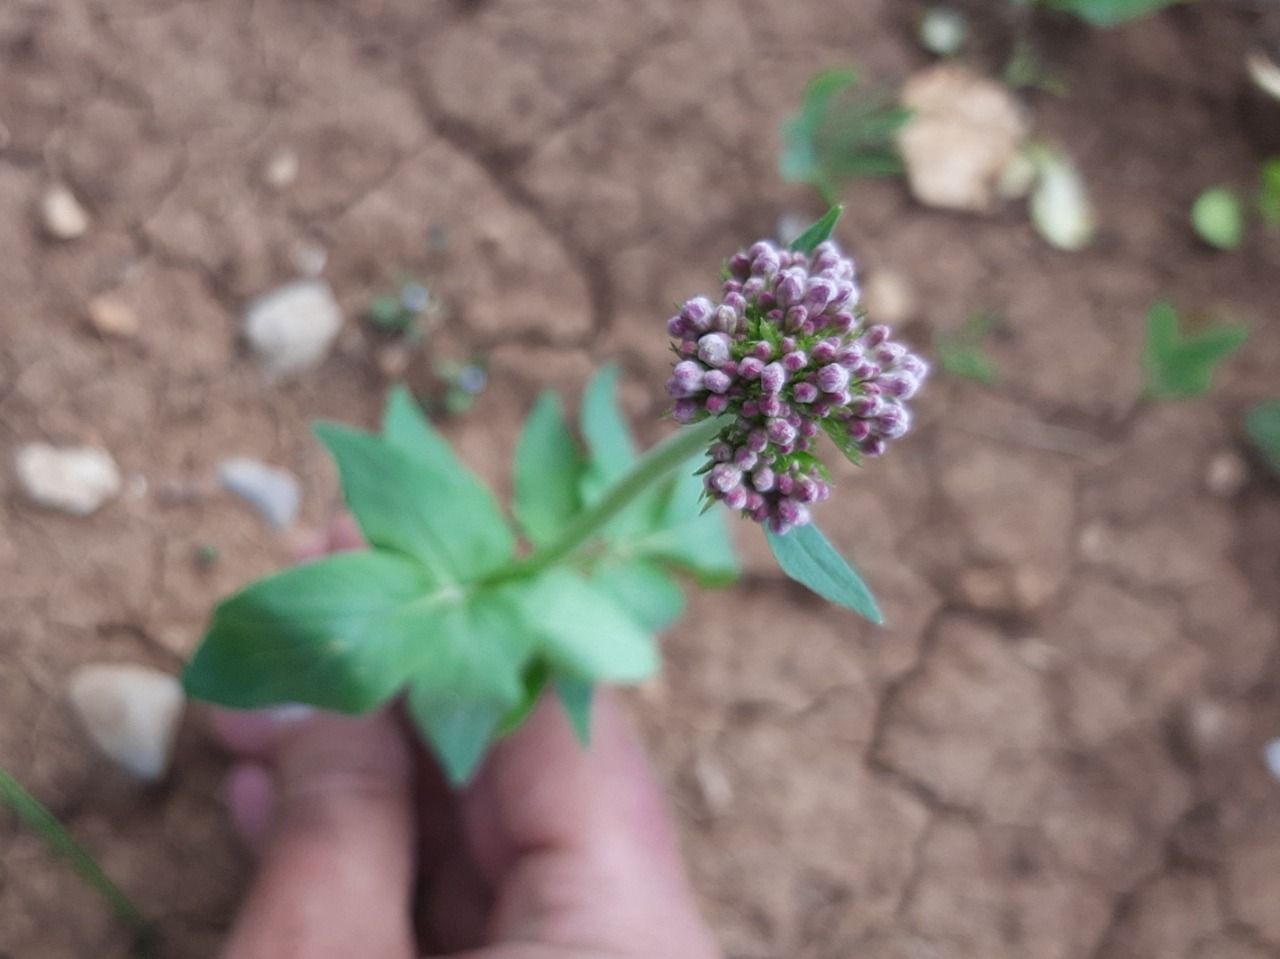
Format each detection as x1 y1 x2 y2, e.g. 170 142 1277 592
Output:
2 1 1280 957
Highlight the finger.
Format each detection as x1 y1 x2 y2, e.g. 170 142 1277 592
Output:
225 762 275 851
325 512 365 552
220 711 417 959
467 692 720 958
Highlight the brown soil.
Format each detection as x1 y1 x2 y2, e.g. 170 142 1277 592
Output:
2 1 1280 957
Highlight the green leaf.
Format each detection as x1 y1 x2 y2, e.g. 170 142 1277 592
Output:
402 586 536 783
589 558 686 633
1042 0 1181 27
184 551 446 712
1246 399 1280 478
1259 158 1280 231
513 569 660 682
790 206 845 255
496 659 552 736
631 462 740 585
1192 187 1245 250
515 392 586 547
0 764 147 933
315 421 514 583
555 675 594 746
579 365 639 494
765 524 882 623
369 294 410 332
1141 301 1249 400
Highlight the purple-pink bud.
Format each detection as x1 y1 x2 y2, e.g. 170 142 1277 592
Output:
776 498 811 529
698 333 732 368
753 341 774 361
862 436 887 457
724 486 749 511
723 292 747 314
784 305 809 332
743 277 767 300
760 393 783 418
847 419 871 442
710 305 738 334
741 399 759 418
848 395 883 417
799 420 819 439
804 278 836 312
667 315 687 338
793 382 819 404
876 405 911 439
704 369 733 394
710 442 733 462
728 252 751 279
830 310 856 333
783 351 808 373
708 463 742 494
761 362 786 393
739 356 764 379
705 394 731 415
811 339 839 364
817 363 850 394
745 491 765 513
734 447 759 471
880 372 920 399
767 418 797 447
751 466 776 492
747 429 769 453
876 342 907 366
863 324 890 347
671 359 705 393
681 297 714 332
672 399 699 423
775 269 805 307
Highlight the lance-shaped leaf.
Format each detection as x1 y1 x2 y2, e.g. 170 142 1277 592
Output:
766 524 882 624
315 422 514 583
790 206 844 255
1141 301 1249 400
555 675 594 746
184 551 451 712
514 391 586 547
631 463 739 586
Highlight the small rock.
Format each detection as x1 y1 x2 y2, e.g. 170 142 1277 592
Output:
692 750 734 817
68 664 185 781
86 294 140 338
291 241 328 278
40 184 90 240
243 279 343 379
219 457 301 529
262 148 300 189
897 65 1029 213
1205 451 1248 498
15 443 121 515
1265 738 1280 783
1179 699 1230 763
862 269 915 325
1027 146 1095 251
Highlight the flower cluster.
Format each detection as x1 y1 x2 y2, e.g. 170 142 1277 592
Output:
666 238 927 535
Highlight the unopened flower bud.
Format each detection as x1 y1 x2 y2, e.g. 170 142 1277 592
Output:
847 418 871 442
804 277 836 312
880 372 920 399
705 393 731 415
753 341 774 361
782 350 808 373
830 310 856 333
784 305 809 332
698 332 732 368
704 369 733 394
760 362 786 393
767 419 796 447
747 429 769 453
775 269 805 307
667 315 688 338
760 393 783 418
672 399 699 422
811 339 839 364
876 404 911 439
734 447 759 471
862 436 886 457
817 363 850 394
710 442 733 462
724 486 749 511
739 356 764 379
751 465 776 492
863 324 890 347
793 382 819 404
708 463 742 494
728 252 751 279
710 305 739 333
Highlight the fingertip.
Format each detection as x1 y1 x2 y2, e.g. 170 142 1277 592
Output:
209 705 317 759
326 513 365 552
226 762 275 852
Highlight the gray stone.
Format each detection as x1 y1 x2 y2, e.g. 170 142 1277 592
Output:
218 457 301 529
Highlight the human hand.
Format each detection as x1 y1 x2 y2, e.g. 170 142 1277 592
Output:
209 517 722 959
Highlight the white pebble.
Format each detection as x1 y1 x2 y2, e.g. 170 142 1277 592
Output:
68 664 186 782
262 148 300 189
862 270 916 325
15 443 121 516
219 457 301 529
243 279 343 379
40 184 90 240
87 294 140 338
1205 450 1248 498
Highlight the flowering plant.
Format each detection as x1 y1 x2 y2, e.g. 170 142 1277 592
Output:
184 209 927 781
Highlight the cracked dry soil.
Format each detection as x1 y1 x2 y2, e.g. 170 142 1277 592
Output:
2 1 1280 957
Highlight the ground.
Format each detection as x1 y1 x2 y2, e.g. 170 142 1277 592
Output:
1 1 1279 957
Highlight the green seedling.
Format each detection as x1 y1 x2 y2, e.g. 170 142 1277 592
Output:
1192 187 1245 250
779 70 914 204
1141 300 1248 400
368 280 434 338
1246 400 1280 478
0 763 150 953
1036 0 1184 27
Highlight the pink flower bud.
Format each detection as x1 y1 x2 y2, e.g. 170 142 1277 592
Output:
817 363 850 394
705 393 730 415
783 351 808 373
697 332 732 368
681 297 714 331
739 356 764 379
724 486 749 511
704 370 733 394
708 463 742 494
794 382 819 404
761 362 786 393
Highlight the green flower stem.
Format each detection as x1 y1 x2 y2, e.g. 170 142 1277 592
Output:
0 764 148 934
489 417 723 584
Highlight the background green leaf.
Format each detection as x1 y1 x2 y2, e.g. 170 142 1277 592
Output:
555 675 594 746
1041 0 1181 27
514 391 586 547
1246 399 1280 478
315 422 514 582
765 524 883 623
1191 187 1245 250
1141 301 1249 400
1259 158 1280 231
184 551 447 712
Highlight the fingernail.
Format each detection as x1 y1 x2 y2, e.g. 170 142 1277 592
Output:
265 703 316 726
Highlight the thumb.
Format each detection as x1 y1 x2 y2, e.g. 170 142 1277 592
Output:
214 708 417 959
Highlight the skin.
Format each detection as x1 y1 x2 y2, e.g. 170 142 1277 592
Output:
212 517 722 959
